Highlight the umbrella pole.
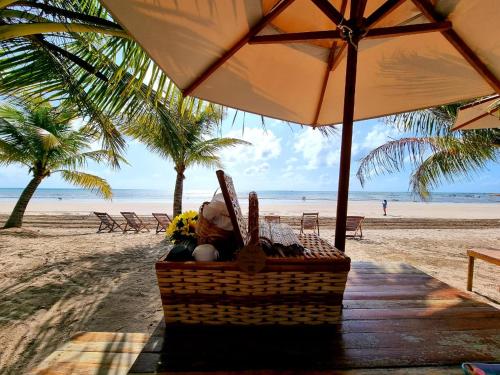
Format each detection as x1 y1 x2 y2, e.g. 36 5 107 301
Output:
334 40 358 252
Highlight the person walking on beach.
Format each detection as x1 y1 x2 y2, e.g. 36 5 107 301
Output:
382 200 387 216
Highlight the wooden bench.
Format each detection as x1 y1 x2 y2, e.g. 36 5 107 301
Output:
467 248 500 291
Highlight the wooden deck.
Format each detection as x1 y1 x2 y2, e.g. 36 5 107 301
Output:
32 262 500 374
31 332 149 375
130 261 500 374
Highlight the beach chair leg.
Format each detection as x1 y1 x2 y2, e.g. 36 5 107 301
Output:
467 255 475 291
97 222 104 233
156 223 160 234
360 226 363 239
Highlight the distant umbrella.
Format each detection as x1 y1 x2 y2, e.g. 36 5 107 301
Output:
452 95 500 131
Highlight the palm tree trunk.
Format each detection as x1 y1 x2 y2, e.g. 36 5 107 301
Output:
173 167 185 217
3 175 43 228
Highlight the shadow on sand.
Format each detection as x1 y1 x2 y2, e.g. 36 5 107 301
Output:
0 233 166 375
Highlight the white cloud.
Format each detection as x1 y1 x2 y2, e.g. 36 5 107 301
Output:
319 173 334 186
362 123 397 150
293 128 329 169
293 128 351 169
220 128 281 165
244 162 270 176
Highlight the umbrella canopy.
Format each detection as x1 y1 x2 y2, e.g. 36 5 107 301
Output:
452 95 500 131
101 0 500 251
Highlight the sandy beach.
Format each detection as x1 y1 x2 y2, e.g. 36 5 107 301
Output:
0 210 499 373
0 199 499 219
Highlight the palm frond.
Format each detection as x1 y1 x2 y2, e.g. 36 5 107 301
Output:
59 170 112 199
384 104 462 137
410 137 497 199
356 137 439 187
57 149 125 170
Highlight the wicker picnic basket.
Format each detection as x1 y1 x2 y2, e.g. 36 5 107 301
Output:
196 201 237 259
155 170 350 325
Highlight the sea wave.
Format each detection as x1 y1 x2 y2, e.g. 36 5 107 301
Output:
0 188 498 204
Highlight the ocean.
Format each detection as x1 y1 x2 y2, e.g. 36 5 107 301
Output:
0 188 498 204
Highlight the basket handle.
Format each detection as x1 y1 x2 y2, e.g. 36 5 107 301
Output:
247 191 259 246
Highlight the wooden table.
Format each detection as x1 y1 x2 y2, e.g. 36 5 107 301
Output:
467 248 500 291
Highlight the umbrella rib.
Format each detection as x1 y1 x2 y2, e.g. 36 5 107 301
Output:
183 0 295 97
313 0 348 126
459 94 499 110
331 43 347 73
365 22 451 39
249 22 449 45
364 0 407 29
411 0 500 94
313 45 338 125
250 30 342 44
310 0 344 26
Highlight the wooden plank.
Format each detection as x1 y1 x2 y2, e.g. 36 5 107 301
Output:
340 317 500 333
340 329 500 349
343 298 482 309
467 254 475 291
32 332 148 375
343 288 470 300
337 345 499 368
345 283 451 292
70 331 149 343
347 278 447 290
342 306 499 320
467 248 499 291
33 351 140 374
468 248 500 265
350 262 417 269
60 340 146 354
149 367 462 375
33 361 136 375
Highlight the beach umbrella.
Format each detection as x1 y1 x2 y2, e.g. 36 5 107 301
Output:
452 95 500 131
100 0 500 251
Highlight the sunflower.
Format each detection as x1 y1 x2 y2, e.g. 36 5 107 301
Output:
167 210 199 244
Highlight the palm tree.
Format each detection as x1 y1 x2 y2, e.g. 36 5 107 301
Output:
0 0 181 164
356 103 500 199
0 97 116 228
123 91 250 216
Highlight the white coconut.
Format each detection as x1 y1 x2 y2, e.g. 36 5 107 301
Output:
193 244 219 262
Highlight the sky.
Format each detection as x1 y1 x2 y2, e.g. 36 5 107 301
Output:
1 109 499 193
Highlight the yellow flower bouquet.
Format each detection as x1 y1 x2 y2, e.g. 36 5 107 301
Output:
166 210 198 245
